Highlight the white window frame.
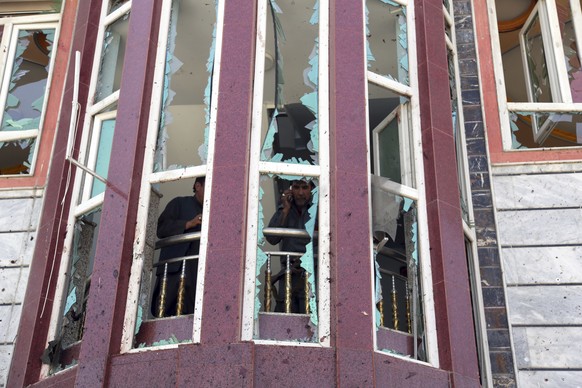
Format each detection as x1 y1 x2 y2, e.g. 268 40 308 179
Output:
489 0 582 148
241 0 331 347
0 14 60 176
120 0 225 351
364 0 438 366
41 0 131 377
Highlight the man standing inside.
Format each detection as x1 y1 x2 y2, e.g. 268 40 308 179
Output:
266 179 315 313
152 176 205 317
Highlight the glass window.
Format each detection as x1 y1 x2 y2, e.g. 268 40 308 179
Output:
0 24 56 175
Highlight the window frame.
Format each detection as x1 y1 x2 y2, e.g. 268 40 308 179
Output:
364 0 438 366
120 0 226 351
240 0 331 347
0 14 60 176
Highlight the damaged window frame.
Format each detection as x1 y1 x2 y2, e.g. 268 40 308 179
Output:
490 0 582 149
241 0 331 346
41 0 130 377
0 14 60 176
365 0 438 365
444 2 493 385
120 0 224 351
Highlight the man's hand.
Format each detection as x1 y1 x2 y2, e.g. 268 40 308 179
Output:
185 213 203 230
280 189 293 215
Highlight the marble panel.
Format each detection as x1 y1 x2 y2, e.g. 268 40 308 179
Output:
501 247 582 285
494 173 582 209
506 286 582 325
0 345 13 387
497 209 582 246
0 198 35 232
518 370 582 388
0 233 25 266
0 267 28 304
513 327 582 369
0 304 21 343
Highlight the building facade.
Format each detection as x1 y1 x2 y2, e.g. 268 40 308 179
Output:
1 0 581 387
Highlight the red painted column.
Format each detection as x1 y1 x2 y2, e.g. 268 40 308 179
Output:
7 0 103 385
198 0 256 344
74 1 162 385
415 0 480 385
329 1 376 385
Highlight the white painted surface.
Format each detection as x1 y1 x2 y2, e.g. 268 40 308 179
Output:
506 286 582 325
502 247 582 285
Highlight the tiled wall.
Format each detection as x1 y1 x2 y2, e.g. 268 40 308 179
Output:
0 189 43 387
452 0 517 386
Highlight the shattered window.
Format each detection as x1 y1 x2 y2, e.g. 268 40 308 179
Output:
243 0 330 344
94 12 129 103
126 0 218 349
44 207 102 373
367 0 409 85
0 26 56 174
108 0 130 14
497 0 582 148
366 0 430 362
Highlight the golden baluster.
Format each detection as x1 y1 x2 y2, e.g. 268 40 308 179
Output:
406 281 412 334
391 275 398 331
285 254 291 313
157 263 168 318
264 253 272 312
377 300 385 327
304 270 309 315
176 259 187 316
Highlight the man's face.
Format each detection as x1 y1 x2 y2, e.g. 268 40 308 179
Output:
194 181 205 204
291 181 312 207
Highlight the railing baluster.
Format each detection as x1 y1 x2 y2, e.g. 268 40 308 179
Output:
176 259 186 316
285 254 291 313
304 270 309 314
264 253 272 312
391 275 398 330
406 281 411 334
377 300 385 327
157 263 168 318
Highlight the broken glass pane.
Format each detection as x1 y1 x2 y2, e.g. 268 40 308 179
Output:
522 13 553 103
44 207 102 374
90 118 116 197
1 28 55 132
109 0 129 14
371 185 426 360
368 82 414 187
509 110 582 148
367 0 409 85
557 2 582 102
254 174 319 342
259 0 319 164
94 13 129 103
154 0 216 172
0 138 35 174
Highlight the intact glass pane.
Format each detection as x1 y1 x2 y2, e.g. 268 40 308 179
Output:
367 0 409 85
90 118 116 197
259 0 319 165
1 28 55 132
94 13 130 103
558 2 582 102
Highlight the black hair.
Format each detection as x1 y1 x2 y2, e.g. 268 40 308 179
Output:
193 176 206 192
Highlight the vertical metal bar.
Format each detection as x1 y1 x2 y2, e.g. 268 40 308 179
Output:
304 270 309 314
377 300 385 327
406 280 411 334
157 263 168 318
412 266 418 360
176 259 186 316
391 275 398 330
285 254 291 313
264 253 272 312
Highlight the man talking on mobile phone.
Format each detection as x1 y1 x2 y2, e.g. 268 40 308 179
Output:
266 179 316 313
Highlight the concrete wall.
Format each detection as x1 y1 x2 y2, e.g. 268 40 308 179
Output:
0 188 43 386
493 162 582 387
